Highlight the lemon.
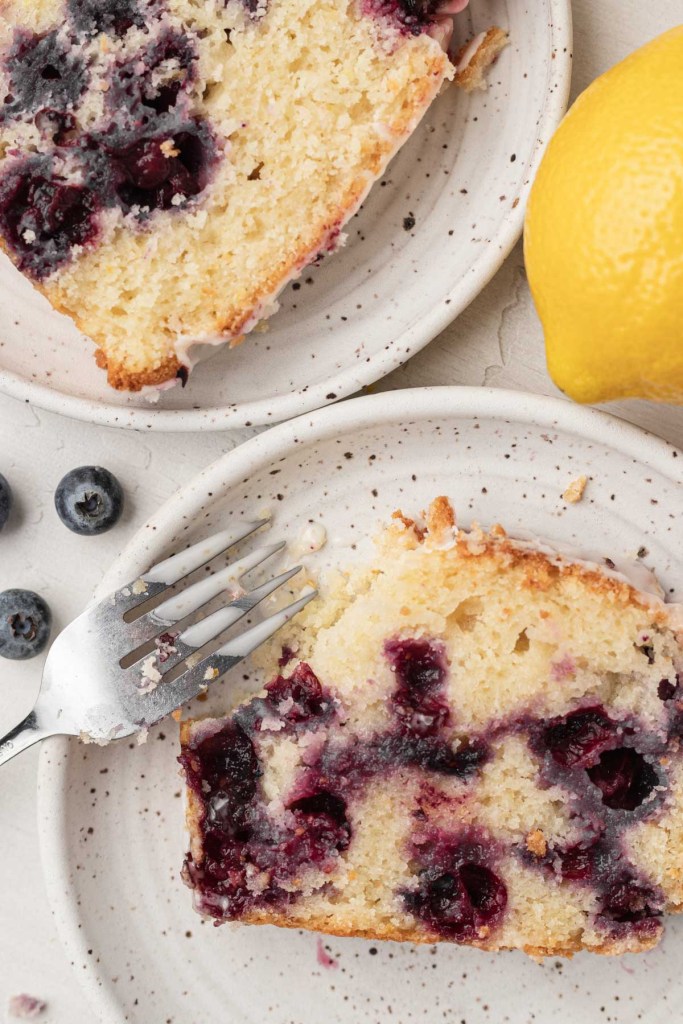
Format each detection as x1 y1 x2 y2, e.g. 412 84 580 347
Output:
524 27 683 405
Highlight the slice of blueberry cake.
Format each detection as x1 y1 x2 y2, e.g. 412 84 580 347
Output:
0 0 505 391
180 497 683 956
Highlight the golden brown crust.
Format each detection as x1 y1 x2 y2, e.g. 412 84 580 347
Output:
389 498 671 624
208 907 661 959
453 26 509 92
95 350 183 391
179 720 209 865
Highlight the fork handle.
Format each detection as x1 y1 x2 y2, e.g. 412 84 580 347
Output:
0 711 55 767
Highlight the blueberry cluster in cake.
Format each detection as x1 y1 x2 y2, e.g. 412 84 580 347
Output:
179 500 683 955
0 0 218 280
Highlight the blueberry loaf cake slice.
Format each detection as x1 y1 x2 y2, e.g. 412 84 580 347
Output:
179 498 683 956
0 0 505 391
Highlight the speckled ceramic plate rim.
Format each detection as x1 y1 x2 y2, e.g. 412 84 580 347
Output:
0 2 572 432
37 386 682 1023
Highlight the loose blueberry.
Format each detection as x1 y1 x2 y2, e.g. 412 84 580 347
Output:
54 466 123 535
0 159 100 279
1 29 86 121
0 473 12 531
587 747 659 811
0 589 52 660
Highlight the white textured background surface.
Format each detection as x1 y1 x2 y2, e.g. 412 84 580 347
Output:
0 1 681 1019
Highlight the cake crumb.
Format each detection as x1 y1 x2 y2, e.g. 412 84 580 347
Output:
160 138 180 158
526 829 548 858
563 475 588 504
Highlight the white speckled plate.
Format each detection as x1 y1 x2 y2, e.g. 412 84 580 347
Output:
38 388 683 1024
0 2 571 431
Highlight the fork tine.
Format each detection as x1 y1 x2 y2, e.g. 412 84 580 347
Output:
143 519 270 585
142 589 317 720
108 519 270 617
130 541 286 637
177 565 302 649
119 565 302 682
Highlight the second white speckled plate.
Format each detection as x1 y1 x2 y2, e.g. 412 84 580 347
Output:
0 1 572 430
38 388 683 1024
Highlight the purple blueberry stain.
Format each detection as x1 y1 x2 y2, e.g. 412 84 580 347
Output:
68 0 146 37
523 832 664 940
361 0 443 36
1 29 87 121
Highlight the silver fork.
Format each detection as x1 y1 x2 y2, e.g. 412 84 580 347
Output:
0 519 316 766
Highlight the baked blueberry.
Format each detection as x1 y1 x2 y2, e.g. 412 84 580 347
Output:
54 466 123 535
0 589 52 660
0 473 11 531
538 706 618 769
403 829 508 940
111 124 216 214
385 636 450 736
587 747 659 811
0 159 100 279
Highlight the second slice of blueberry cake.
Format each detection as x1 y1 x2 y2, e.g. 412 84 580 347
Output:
179 498 683 955
0 0 505 391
